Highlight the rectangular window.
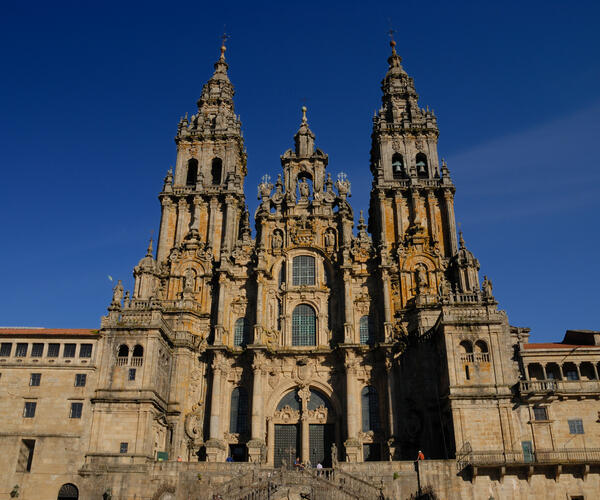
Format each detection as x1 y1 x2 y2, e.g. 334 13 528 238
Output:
29 373 41 387
16 439 35 472
566 370 579 381
16 343 28 357
292 255 316 286
23 402 37 418
31 343 44 357
0 342 12 357
568 419 584 434
75 373 87 387
120 442 128 454
128 368 136 381
63 343 76 358
47 343 60 357
533 407 548 421
79 343 92 358
69 402 83 419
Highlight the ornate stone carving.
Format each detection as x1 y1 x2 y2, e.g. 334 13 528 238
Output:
273 405 300 423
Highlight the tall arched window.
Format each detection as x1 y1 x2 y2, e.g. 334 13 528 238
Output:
229 387 249 434
474 340 488 353
186 159 198 186
233 318 249 347
361 386 381 432
132 345 144 357
292 255 315 286
416 153 428 177
211 158 222 185
359 316 373 345
292 304 316 346
392 153 404 179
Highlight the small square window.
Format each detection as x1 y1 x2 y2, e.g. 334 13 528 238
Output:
568 419 584 434
69 402 83 419
533 407 547 421
23 402 37 418
16 343 28 357
0 343 12 357
128 368 136 381
79 344 92 358
75 374 87 387
63 344 76 358
29 373 41 387
119 442 128 454
31 343 44 357
47 343 60 357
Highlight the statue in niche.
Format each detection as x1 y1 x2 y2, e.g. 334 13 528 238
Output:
482 275 493 297
438 276 451 297
184 269 195 292
324 230 335 248
298 178 310 198
414 266 428 292
272 231 283 250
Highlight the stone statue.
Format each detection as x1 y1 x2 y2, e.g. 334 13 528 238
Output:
438 276 451 297
415 266 428 290
299 178 310 198
272 231 283 250
112 280 123 306
331 443 338 466
324 230 335 248
184 269 195 292
482 275 493 297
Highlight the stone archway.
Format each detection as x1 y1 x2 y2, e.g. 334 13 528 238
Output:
270 387 336 468
57 483 78 500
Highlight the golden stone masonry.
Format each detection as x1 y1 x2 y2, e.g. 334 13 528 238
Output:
1 41 599 499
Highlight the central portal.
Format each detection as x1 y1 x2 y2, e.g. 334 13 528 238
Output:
270 387 337 467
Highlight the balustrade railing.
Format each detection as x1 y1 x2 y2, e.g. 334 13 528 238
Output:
459 352 490 363
116 357 128 366
130 356 143 366
519 379 600 395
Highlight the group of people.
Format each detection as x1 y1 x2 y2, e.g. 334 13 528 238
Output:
293 457 323 472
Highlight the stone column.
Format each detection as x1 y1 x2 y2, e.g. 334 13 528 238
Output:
541 364 548 380
175 197 189 246
207 196 218 250
385 354 397 441
378 192 387 245
206 352 226 462
299 386 310 465
410 188 421 226
267 417 275 465
191 195 202 232
343 268 354 343
344 351 361 462
222 195 236 254
214 274 226 345
381 270 392 341
248 351 266 462
394 193 405 241
157 197 174 262
254 274 264 343
427 192 438 243
443 190 458 255
593 364 599 380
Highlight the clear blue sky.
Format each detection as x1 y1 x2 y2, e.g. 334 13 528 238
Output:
1 1 598 342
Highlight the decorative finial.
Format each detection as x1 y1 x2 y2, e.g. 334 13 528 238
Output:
459 230 465 249
220 31 230 61
301 105 307 124
388 28 397 55
146 235 154 257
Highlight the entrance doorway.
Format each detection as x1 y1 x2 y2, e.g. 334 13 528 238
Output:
274 424 300 468
57 483 78 500
309 423 334 467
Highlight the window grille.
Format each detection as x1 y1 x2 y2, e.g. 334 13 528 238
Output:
75 374 87 387
16 343 28 357
29 373 41 386
568 419 584 434
23 402 36 418
128 368 136 381
79 344 92 358
31 343 44 357
229 387 249 434
292 304 316 346
292 256 315 286
234 318 249 347
361 386 381 432
533 407 548 421
69 402 83 419
47 343 60 357
359 316 372 344
0 343 12 357
63 344 76 358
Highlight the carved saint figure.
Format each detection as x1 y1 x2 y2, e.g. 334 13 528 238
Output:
324 230 335 248
298 178 310 198
112 280 124 305
415 266 428 291
184 269 195 292
272 231 283 250
482 275 493 297
438 276 451 297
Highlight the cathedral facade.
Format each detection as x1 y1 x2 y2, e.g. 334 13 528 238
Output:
1 42 600 500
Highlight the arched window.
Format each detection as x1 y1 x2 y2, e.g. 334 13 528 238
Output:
416 153 428 177
361 386 381 432
57 483 79 500
292 304 316 346
211 158 222 185
132 345 144 357
459 341 473 353
117 345 129 357
292 255 315 286
277 389 301 411
474 340 488 353
229 387 249 434
186 159 198 186
359 316 373 345
392 153 404 179
307 389 332 411
233 318 250 347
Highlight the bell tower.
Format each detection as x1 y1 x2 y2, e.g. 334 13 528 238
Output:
155 40 247 265
369 40 460 317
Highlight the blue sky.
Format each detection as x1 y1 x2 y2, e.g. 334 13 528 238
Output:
1 1 598 342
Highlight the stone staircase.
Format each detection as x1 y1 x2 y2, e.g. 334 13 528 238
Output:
214 468 383 500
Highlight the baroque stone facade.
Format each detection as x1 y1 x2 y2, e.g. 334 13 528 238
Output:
1 41 599 499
